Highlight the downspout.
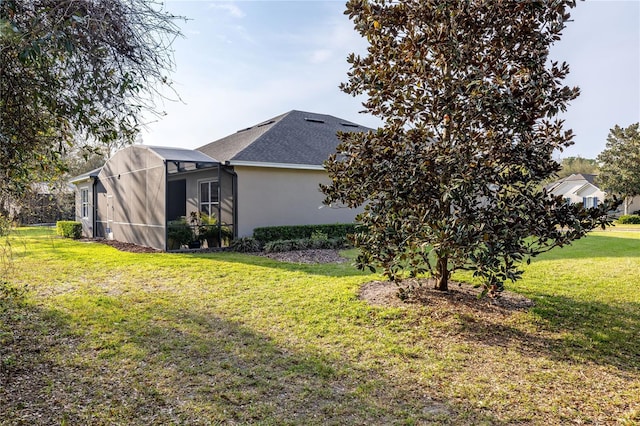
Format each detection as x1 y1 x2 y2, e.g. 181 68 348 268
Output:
217 163 222 246
164 160 169 252
223 162 238 239
91 177 98 238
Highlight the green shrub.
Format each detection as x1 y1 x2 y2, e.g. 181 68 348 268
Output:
264 240 294 253
230 237 261 253
55 221 82 239
617 215 640 224
263 237 348 253
253 223 358 243
167 217 195 250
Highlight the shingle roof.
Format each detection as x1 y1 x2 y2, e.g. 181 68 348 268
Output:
196 110 371 167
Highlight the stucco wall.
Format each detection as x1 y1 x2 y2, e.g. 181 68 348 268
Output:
234 166 361 237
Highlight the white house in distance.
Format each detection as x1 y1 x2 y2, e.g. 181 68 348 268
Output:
545 173 605 208
546 173 640 215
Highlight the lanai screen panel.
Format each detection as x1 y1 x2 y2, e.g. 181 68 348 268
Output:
98 146 166 250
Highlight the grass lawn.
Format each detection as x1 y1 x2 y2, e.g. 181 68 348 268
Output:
1 227 639 425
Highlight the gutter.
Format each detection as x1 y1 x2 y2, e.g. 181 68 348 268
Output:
226 160 324 171
221 165 238 239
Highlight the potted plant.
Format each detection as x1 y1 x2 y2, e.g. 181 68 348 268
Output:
197 212 233 248
167 217 194 250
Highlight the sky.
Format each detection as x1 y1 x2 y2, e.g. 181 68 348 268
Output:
141 0 640 160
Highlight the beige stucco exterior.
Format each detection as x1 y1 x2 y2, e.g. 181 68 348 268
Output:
234 165 361 237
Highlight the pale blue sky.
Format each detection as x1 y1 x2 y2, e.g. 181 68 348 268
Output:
142 1 639 160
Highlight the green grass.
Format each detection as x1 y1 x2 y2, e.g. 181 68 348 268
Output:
1 227 639 425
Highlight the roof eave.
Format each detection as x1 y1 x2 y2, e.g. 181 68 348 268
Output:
227 160 325 171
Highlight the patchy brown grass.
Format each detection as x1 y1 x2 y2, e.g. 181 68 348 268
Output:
1 227 639 424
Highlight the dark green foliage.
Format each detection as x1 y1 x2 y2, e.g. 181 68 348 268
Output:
558 157 599 179
0 0 180 202
617 215 640 225
263 237 348 253
230 237 262 253
253 224 358 244
322 0 617 292
167 218 195 250
55 221 81 239
190 212 233 247
597 123 640 214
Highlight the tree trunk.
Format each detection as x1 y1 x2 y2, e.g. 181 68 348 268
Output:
434 255 449 291
624 196 631 215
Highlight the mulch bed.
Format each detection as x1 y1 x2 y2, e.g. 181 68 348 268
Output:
359 278 534 312
80 238 161 253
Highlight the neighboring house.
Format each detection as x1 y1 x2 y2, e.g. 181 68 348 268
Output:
546 173 640 215
545 173 605 208
70 110 369 250
3 182 74 225
623 195 640 215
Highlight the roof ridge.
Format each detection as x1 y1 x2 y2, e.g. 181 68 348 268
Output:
196 109 370 166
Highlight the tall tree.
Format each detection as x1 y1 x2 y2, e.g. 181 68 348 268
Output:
322 0 614 293
0 0 181 204
558 156 599 178
597 123 640 215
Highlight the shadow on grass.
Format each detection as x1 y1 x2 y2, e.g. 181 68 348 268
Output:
185 250 372 278
0 300 509 425
451 293 640 373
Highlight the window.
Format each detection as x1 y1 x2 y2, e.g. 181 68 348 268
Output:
583 197 599 208
199 180 219 216
564 197 572 205
80 188 89 218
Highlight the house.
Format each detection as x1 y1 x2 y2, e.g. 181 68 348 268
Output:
70 110 369 250
546 173 605 208
623 196 640 215
545 173 605 208
545 173 640 215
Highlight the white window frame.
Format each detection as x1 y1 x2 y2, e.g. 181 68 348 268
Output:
80 188 89 219
198 179 219 217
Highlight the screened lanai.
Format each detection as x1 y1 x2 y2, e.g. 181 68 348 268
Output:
90 145 235 251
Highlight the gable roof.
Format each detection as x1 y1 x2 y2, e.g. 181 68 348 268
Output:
545 173 599 192
196 110 371 169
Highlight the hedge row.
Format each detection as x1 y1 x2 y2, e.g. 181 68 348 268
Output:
56 221 82 239
252 223 358 243
263 237 347 253
617 214 640 224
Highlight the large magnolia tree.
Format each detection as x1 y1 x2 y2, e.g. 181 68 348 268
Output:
322 0 615 293
597 123 640 215
0 0 180 204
